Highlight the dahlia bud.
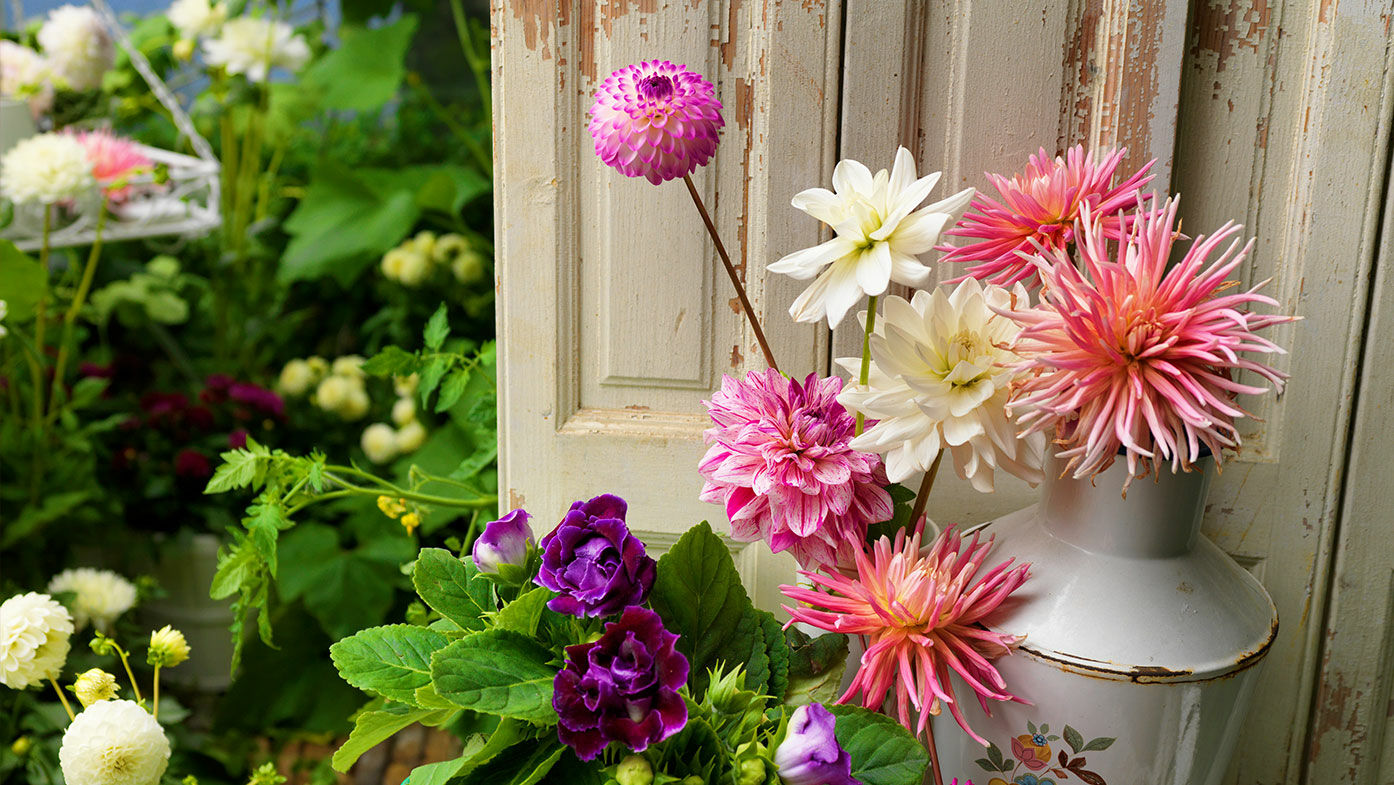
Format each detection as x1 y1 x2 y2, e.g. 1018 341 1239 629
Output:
148 625 190 667
615 755 652 785
276 359 315 396
360 423 399 465
72 668 119 707
394 421 427 453
471 509 534 575
391 396 416 426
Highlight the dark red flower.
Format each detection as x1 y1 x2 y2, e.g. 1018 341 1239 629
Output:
174 449 212 478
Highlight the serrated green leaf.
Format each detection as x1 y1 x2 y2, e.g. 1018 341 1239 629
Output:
429 630 557 723
245 503 285 578
827 704 930 785
362 345 417 377
209 540 256 600
302 15 417 112
491 587 551 637
418 356 449 408
413 548 492 631
455 737 564 785
331 705 449 772
434 368 470 413
205 448 262 493
414 683 459 710
330 624 449 704
424 304 449 350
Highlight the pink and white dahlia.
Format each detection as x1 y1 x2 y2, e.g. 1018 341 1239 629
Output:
781 527 1030 744
699 369 893 572
66 129 152 202
939 146 1154 288
1004 197 1294 486
588 60 723 185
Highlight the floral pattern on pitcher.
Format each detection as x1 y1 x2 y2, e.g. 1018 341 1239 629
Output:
973 721 1116 785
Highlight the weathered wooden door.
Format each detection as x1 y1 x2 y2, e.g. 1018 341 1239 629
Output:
491 2 1394 782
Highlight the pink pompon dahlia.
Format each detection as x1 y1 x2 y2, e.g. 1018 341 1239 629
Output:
1003 196 1294 485
65 129 152 202
588 60 723 185
699 369 893 572
781 526 1030 744
939 146 1154 288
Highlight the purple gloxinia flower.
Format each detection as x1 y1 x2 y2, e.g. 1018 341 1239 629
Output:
553 606 688 760
774 703 858 785
534 494 656 618
472 509 534 573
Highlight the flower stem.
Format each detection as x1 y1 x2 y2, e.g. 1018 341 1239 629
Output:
49 677 74 721
908 450 943 536
855 296 878 435
113 644 143 705
680 174 779 372
152 666 160 722
47 200 108 420
923 719 945 785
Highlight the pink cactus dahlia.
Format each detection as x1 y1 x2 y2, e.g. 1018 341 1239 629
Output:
782 526 1030 744
588 60 724 185
66 129 152 202
699 369 893 572
1004 197 1294 485
939 146 1154 288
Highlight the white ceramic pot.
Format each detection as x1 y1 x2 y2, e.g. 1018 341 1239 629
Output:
931 451 1276 785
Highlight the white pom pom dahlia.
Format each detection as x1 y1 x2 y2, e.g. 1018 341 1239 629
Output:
0 592 75 689
37 5 115 91
47 568 137 632
0 40 55 113
0 132 96 205
167 0 227 39
58 699 171 785
202 16 310 83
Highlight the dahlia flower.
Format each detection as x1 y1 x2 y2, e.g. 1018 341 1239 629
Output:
768 147 974 328
47 568 137 632
781 527 1029 744
1003 197 1294 485
835 279 1044 492
72 668 119 707
167 0 227 38
37 5 115 92
360 423 398 465
394 420 427 453
0 592 75 689
58 699 171 785
699 369 893 572
588 60 723 185
0 41 54 114
203 16 310 82
66 130 153 203
939 146 1154 288
0 132 96 205
148 625 190 667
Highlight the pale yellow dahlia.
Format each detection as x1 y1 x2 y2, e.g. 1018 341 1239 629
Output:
0 592 74 689
58 699 170 785
47 568 137 632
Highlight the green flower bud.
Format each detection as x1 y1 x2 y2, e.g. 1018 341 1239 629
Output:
615 755 653 785
736 758 765 785
10 736 31 756
681 777 704 785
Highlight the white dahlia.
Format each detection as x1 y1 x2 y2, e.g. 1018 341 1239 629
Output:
361 423 399 465
37 5 115 91
47 568 137 632
58 699 171 785
0 41 55 114
0 132 96 205
836 278 1044 492
202 16 310 83
0 592 75 689
768 146 975 327
167 0 227 39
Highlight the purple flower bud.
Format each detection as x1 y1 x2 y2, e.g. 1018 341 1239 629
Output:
472 509 534 573
774 704 858 785
533 494 656 618
553 606 689 760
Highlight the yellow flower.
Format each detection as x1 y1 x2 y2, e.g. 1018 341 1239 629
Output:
148 625 190 668
376 496 406 519
72 668 118 707
276 359 316 397
400 513 421 536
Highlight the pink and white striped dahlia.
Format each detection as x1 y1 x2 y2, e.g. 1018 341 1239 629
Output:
1004 197 1294 486
939 146 1154 288
66 129 152 202
588 60 723 185
781 527 1030 744
699 369 893 572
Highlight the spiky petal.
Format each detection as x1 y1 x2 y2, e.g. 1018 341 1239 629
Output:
1002 196 1294 486
588 60 724 185
65 129 152 202
699 369 893 572
939 146 1154 288
782 527 1029 745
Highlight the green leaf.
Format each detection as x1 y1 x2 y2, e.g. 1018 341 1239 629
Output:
827 704 930 785
424 303 449 350
362 345 417 377
413 548 492 631
417 355 450 408
244 502 285 578
649 522 786 698
434 368 471 413
205 448 262 493
332 705 449 772
1064 724 1084 754
1081 736 1116 752
429 630 558 723
330 624 449 704
865 482 918 544
209 539 256 600
0 240 46 322
279 166 420 284
987 742 1004 769
455 738 564 785
491 587 551 637
302 16 418 112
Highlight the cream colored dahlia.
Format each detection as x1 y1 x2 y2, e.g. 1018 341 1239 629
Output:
148 625 190 667
48 568 137 632
37 5 115 91
0 41 54 114
0 132 96 205
72 668 119 707
202 16 310 82
0 592 75 689
361 423 399 465
836 279 1043 492
58 699 170 785
167 0 227 38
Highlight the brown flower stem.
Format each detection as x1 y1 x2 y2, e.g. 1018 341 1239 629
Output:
908 450 944 534
681 173 779 372
855 296 879 435
924 719 946 785
49 678 74 721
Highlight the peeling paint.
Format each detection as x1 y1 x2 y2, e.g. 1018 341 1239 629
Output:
507 0 572 62
508 488 527 510
730 344 743 367
1189 0 1271 73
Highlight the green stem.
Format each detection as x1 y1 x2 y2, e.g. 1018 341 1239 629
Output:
47 201 108 420
322 469 495 508
114 644 143 705
152 666 161 722
31 206 52 426
854 295 878 436
450 0 491 119
49 678 74 721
